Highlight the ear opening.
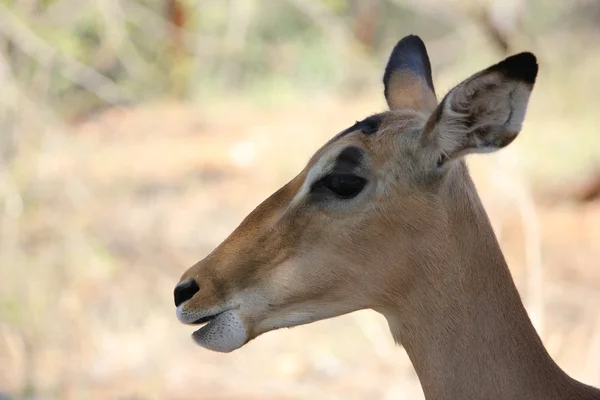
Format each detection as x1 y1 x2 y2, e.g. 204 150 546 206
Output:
421 52 538 165
383 35 437 112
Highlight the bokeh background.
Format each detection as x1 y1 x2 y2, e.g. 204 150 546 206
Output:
1 0 599 399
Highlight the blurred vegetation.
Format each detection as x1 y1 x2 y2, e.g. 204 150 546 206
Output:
1 0 600 399
1 0 595 117
0 0 596 125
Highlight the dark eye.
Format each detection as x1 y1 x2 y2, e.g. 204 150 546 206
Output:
317 173 367 199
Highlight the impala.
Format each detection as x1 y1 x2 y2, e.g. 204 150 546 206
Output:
174 35 600 399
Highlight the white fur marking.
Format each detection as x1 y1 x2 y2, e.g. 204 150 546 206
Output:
288 145 347 208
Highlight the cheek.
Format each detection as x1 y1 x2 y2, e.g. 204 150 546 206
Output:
263 258 340 309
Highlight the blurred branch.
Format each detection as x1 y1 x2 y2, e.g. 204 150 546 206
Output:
285 0 378 76
122 0 217 54
488 149 545 338
0 4 134 105
387 0 473 27
587 315 600 382
118 0 172 38
285 0 354 52
218 0 254 87
0 49 90 214
475 0 526 55
572 167 600 203
386 0 526 64
32 0 88 26
96 0 149 79
352 0 382 51
538 165 600 205
166 0 186 53
0 51 65 130
224 0 253 54
385 0 482 66
352 311 397 360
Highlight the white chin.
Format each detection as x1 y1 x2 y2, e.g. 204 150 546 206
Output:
192 310 248 353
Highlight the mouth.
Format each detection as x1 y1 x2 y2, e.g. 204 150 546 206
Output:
191 312 221 326
176 303 248 353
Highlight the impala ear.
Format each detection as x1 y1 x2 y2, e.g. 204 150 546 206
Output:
383 35 437 112
422 52 538 164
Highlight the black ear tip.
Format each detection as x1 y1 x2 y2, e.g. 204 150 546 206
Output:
384 34 434 93
495 52 538 84
394 35 427 53
400 34 425 45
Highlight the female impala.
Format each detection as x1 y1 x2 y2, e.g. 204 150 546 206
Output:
174 35 600 399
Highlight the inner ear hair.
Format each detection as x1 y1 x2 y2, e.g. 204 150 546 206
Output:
421 52 538 162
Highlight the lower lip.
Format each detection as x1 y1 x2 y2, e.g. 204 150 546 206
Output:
191 310 248 353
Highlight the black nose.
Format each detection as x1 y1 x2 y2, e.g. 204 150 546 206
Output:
174 278 200 307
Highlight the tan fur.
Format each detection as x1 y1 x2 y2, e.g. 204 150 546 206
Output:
387 70 437 112
176 49 600 399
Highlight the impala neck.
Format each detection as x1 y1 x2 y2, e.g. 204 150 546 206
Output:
385 164 591 400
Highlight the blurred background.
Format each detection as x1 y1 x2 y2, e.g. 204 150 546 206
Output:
0 0 599 398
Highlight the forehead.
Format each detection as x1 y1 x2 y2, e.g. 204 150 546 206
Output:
307 110 427 169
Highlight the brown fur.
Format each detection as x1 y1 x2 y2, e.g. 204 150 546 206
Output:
176 39 600 399
387 70 438 112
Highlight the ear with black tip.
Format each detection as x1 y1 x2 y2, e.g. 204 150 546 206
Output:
383 35 437 112
421 52 538 164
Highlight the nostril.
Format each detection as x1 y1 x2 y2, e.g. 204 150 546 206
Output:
174 278 200 307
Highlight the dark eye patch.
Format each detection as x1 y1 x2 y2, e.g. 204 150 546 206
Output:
309 146 367 200
358 114 381 135
335 114 383 139
335 146 363 172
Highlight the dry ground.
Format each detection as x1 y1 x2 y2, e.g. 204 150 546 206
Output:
1 96 599 399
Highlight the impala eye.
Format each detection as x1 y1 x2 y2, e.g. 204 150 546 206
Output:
316 173 367 199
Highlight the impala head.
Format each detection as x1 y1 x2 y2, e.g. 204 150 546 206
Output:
174 35 538 353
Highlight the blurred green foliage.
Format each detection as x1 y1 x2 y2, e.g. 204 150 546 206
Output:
1 0 469 119
3 0 598 119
